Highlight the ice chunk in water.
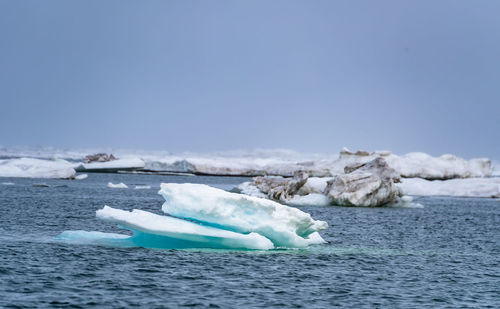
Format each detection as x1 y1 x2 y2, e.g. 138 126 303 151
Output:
57 183 328 250
107 182 128 189
159 183 328 248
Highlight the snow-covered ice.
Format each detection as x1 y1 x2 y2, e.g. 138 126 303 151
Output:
107 182 128 189
74 158 145 172
0 146 494 179
57 183 328 250
397 177 500 198
0 158 76 179
331 148 492 180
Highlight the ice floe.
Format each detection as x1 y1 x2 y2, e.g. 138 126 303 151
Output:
134 185 151 190
74 158 145 173
107 182 128 189
397 177 500 198
75 174 88 180
57 183 328 250
0 158 76 179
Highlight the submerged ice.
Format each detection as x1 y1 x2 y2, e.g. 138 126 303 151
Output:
56 183 328 250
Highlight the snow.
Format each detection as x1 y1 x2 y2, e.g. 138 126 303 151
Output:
107 182 128 189
159 183 328 248
74 158 145 172
0 158 75 179
397 178 500 198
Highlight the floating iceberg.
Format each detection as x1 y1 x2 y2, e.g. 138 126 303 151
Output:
57 183 328 250
0 158 76 179
159 183 327 248
107 182 128 189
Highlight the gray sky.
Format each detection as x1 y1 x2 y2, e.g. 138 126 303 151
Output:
1 0 499 159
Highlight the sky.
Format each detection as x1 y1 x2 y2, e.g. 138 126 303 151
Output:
0 0 499 159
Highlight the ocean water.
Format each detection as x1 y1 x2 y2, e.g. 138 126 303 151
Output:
0 174 499 308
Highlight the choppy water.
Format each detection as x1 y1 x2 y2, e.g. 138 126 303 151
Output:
0 174 499 308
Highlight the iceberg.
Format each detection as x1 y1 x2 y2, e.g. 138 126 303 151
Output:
159 183 327 248
0 158 76 179
107 182 128 189
57 183 328 250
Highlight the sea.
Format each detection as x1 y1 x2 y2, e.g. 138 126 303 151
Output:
0 173 499 308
